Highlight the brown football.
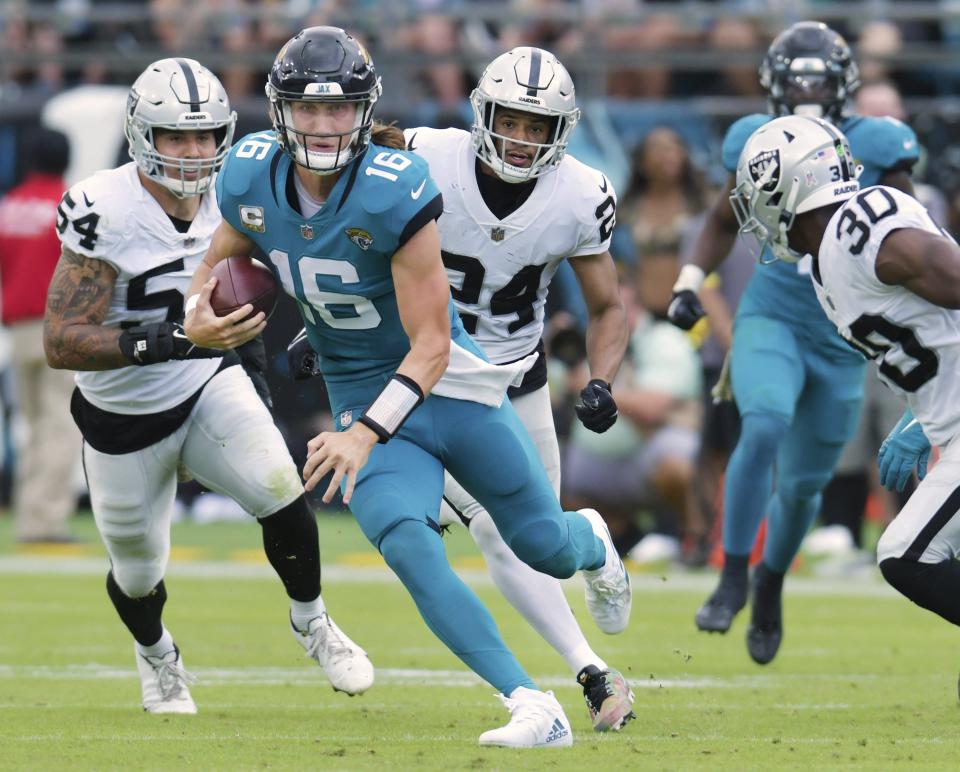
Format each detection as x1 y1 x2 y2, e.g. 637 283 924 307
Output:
209 256 278 320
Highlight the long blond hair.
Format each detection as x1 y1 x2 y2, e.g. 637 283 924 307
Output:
370 121 406 150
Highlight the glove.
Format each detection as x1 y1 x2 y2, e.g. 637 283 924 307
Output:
286 327 321 380
878 410 931 492
667 264 707 330
575 379 618 433
118 322 221 366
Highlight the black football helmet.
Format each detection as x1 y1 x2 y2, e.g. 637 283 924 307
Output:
759 21 860 123
266 26 381 175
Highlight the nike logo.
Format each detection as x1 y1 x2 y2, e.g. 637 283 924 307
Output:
406 132 418 152
903 139 915 150
411 179 427 200
599 176 608 193
172 329 190 340
82 192 95 207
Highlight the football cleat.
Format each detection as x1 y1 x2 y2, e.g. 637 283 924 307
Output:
746 564 783 665
292 612 374 695
135 643 197 714
579 508 632 634
478 687 573 748
577 665 636 732
695 575 748 634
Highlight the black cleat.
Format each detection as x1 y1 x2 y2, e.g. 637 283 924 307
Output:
577 665 636 732
746 563 784 665
695 579 747 633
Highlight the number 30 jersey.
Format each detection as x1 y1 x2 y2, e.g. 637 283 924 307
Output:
403 127 616 365
55 163 223 414
814 185 960 447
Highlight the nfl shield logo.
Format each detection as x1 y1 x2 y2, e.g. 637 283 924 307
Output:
300 224 315 240
340 410 353 427
491 227 506 242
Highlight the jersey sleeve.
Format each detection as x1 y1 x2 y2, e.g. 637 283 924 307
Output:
55 176 122 265
853 116 919 177
215 131 279 233
722 114 771 174
850 186 936 280
570 168 618 258
360 147 443 247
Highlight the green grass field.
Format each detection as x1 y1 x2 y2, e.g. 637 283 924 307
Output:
1 513 958 770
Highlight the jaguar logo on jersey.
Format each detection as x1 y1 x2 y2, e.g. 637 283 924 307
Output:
490 227 506 242
239 205 265 233
748 149 780 192
300 224 315 240
346 227 374 250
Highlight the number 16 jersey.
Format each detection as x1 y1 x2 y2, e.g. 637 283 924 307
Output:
814 185 960 447
404 127 616 365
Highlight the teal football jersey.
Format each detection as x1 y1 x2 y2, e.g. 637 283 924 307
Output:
216 131 455 408
723 113 919 357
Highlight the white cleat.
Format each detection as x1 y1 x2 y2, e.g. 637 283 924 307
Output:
478 687 573 748
292 612 374 696
135 644 197 714
579 508 633 634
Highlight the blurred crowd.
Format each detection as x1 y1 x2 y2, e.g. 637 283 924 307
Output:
1 1 959 562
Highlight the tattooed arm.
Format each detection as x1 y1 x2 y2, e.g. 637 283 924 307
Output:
44 246 126 370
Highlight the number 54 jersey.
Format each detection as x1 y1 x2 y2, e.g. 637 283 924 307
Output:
403 127 616 365
814 185 960 447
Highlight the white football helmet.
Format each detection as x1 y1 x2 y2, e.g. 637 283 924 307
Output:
731 115 860 263
470 47 580 183
125 58 236 198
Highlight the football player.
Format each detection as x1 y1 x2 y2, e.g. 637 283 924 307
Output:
288 46 634 732
666 21 919 664
732 114 960 665
43 58 373 714
184 27 631 748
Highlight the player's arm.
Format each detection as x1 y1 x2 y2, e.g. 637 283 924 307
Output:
183 219 266 349
44 246 127 370
874 227 960 308
668 172 740 330
569 250 627 433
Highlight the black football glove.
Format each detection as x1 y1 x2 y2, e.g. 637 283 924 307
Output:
575 379 618 433
667 290 706 331
286 327 321 380
667 264 707 330
118 322 222 366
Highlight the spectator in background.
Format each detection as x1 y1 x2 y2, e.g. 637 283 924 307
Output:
0 127 81 543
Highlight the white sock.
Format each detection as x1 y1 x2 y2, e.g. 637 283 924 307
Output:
290 595 327 632
469 513 608 676
136 627 175 658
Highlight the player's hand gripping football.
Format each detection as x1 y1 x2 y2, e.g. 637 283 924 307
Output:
303 424 380 505
878 410 931 492
575 379 618 433
184 277 266 350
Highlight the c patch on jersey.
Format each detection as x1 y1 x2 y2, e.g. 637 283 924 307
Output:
239 205 265 233
748 149 780 192
346 227 374 251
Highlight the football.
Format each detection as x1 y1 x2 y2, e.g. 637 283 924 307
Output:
209 256 279 320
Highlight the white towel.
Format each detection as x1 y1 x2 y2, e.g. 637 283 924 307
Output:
431 341 538 407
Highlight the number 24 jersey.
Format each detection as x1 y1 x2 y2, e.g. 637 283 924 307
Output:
404 127 616 364
814 186 960 447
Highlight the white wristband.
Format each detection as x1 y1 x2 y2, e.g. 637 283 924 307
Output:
184 294 199 316
359 374 425 443
673 264 706 294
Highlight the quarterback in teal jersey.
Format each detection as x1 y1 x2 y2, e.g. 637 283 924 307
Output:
667 21 919 665
183 26 631 747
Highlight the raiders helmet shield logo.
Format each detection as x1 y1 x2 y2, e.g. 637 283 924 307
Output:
300 224 315 240
346 227 374 250
491 227 506 242
748 149 781 192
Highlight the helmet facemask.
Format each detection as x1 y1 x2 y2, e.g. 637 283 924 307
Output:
125 58 236 199
469 47 581 184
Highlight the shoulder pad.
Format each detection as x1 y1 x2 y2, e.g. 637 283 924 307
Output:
404 126 467 156
217 131 282 203
56 166 132 257
845 116 919 172
722 114 770 173
359 146 437 215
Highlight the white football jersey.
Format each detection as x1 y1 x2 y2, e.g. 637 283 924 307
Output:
56 162 222 414
814 185 960 447
404 127 615 363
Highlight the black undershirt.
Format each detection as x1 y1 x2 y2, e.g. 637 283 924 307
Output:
168 214 192 233
474 160 537 220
